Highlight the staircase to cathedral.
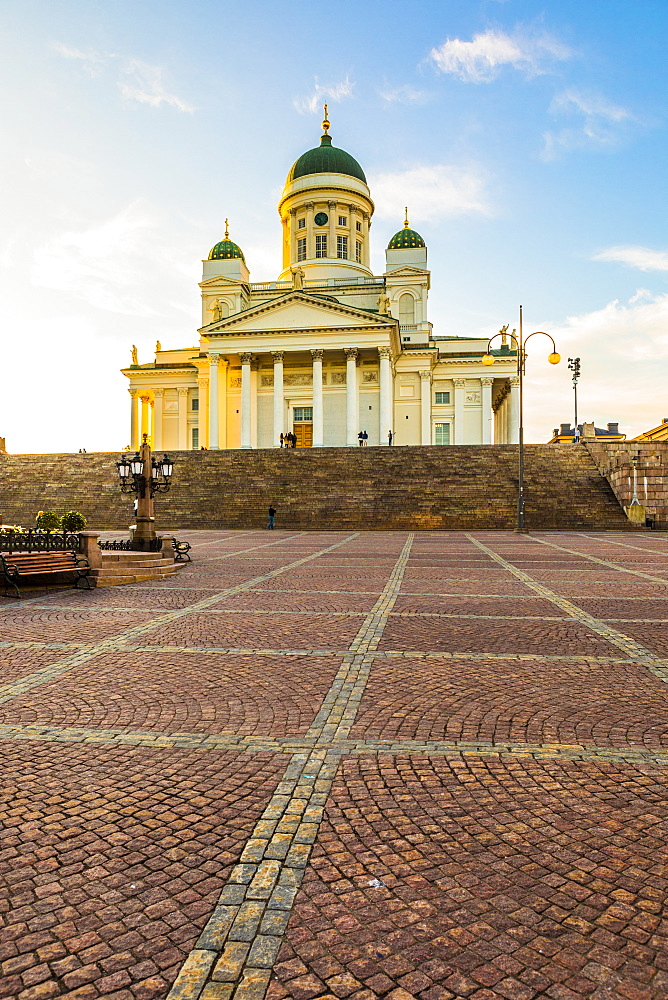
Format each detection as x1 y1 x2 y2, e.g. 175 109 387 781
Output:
0 446 632 531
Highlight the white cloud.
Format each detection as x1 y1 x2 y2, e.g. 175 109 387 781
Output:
378 85 430 105
522 292 668 441
119 59 195 112
542 89 634 158
429 28 571 83
370 164 491 222
33 201 174 315
294 76 354 114
593 245 668 272
52 43 194 112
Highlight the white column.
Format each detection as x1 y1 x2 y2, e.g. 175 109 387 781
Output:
240 352 252 449
177 388 188 449
379 347 392 445
197 377 208 449
509 376 520 444
153 389 164 450
311 349 324 447
129 389 139 451
345 348 358 446
481 378 493 445
272 351 284 447
140 395 150 444
453 379 466 445
420 370 432 445
208 353 220 449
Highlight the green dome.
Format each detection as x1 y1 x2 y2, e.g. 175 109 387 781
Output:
387 227 426 250
287 135 366 184
209 238 245 261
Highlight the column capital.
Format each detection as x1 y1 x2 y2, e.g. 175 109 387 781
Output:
154 388 164 397
344 348 358 360
197 377 208 388
177 387 189 397
378 346 392 360
419 369 432 381
128 387 138 397
272 351 285 363
240 352 252 365
305 201 314 210
480 377 494 387
288 207 297 217
311 349 324 361
453 378 467 388
209 352 220 364
509 376 520 388
139 394 150 402
328 200 336 209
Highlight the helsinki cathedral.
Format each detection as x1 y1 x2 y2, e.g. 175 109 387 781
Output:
123 108 518 450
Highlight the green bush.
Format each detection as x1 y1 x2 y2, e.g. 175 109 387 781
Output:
36 511 61 531
61 511 87 533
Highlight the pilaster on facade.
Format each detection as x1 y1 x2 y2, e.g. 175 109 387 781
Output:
480 377 494 445
153 389 164 450
177 388 189 450
128 388 139 451
311 350 324 447
509 376 520 445
419 370 432 445
197 378 209 450
453 379 466 445
345 348 359 446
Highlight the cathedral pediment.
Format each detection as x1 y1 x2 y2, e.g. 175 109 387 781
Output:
199 290 397 336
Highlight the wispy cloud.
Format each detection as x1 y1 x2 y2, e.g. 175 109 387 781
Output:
593 245 668 272
119 59 195 112
370 164 491 222
52 42 194 111
379 84 430 106
294 76 354 114
33 202 166 315
428 28 571 83
542 89 634 159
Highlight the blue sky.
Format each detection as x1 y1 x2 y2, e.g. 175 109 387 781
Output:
1 0 667 451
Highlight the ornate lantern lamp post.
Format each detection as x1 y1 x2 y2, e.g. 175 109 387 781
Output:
116 434 174 551
482 306 560 532
568 357 581 439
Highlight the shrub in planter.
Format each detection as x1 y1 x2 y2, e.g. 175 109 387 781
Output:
36 511 61 531
61 511 87 533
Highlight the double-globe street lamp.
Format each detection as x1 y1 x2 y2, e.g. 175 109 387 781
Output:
482 306 560 532
116 434 174 550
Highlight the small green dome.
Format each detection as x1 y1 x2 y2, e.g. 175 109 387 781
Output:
287 134 366 184
387 227 426 250
209 239 245 261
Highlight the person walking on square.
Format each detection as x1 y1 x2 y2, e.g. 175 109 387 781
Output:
267 504 277 529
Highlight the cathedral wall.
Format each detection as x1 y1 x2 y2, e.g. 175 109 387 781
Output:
257 393 273 448
227 392 241 449
323 390 346 446
359 389 380 445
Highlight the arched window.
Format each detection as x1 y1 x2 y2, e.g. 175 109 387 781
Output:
399 293 415 325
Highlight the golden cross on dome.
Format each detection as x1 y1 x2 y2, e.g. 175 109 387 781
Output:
404 206 410 229
224 219 229 240
322 104 330 134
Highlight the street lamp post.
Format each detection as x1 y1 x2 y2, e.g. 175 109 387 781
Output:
116 434 174 551
567 357 581 439
482 306 560 532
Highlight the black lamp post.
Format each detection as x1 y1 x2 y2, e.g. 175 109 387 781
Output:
116 434 174 550
483 306 560 532
567 357 581 440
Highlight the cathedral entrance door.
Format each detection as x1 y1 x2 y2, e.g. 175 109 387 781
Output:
292 406 313 448
294 423 313 448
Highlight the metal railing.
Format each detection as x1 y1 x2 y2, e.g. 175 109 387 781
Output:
98 538 162 552
0 529 81 553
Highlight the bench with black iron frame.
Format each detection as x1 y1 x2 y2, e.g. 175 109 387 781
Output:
173 539 192 562
0 551 92 599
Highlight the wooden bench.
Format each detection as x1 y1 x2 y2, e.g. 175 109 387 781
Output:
0 550 92 599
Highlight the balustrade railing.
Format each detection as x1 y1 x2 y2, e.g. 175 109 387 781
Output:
0 529 81 553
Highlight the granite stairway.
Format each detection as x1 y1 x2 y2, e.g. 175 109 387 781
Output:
0 445 631 531
91 551 184 587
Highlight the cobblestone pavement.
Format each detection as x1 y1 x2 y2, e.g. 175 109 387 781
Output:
1 530 667 1000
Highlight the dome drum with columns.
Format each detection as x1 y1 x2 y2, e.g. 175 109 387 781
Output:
123 111 518 451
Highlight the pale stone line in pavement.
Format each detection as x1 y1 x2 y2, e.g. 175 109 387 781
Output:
0 639 649 665
576 532 668 554
525 534 668 584
467 535 668 683
167 535 414 1000
0 534 359 706
2 722 666 769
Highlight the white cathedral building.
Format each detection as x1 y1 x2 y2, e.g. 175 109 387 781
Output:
123 110 519 450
